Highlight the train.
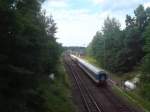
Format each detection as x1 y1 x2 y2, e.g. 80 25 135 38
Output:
70 54 107 86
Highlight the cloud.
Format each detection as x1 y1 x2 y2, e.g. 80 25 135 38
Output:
46 0 66 2
144 2 150 8
44 7 126 46
92 0 105 4
51 9 103 46
42 2 126 46
90 0 149 12
43 0 68 8
42 0 150 46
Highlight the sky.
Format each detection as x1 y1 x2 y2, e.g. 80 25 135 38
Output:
42 0 150 47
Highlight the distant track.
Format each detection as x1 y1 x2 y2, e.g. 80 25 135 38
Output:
64 55 104 112
99 87 134 112
64 54 142 112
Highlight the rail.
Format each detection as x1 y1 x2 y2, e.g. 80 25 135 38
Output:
65 56 104 112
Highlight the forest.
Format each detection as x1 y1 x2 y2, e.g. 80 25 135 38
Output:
87 5 150 101
1 0 150 111
0 0 63 112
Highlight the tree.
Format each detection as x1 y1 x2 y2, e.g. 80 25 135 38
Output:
102 17 123 71
125 15 135 28
87 5 148 73
145 7 150 26
86 4 150 100
89 32 105 66
123 27 143 71
0 0 62 112
134 5 147 31
140 23 150 101
87 17 124 72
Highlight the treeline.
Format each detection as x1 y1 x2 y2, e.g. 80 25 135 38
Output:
64 46 86 55
0 0 62 112
87 5 150 100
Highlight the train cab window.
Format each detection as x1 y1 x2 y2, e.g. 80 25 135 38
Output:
99 73 107 80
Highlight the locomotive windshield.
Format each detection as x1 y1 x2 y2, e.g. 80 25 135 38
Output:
99 72 107 80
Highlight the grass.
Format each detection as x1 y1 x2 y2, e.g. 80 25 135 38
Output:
83 55 150 112
38 60 75 112
83 56 138 81
112 86 150 112
83 56 100 67
83 56 123 84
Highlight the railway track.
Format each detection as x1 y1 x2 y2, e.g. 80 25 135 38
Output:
74 59 136 112
64 55 142 112
64 56 104 112
99 87 134 112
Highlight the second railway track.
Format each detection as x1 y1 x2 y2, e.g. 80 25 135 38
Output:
64 54 142 112
64 56 104 112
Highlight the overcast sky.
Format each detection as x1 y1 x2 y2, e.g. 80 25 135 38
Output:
42 0 150 47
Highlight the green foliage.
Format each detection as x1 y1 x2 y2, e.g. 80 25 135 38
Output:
87 5 149 73
87 17 124 72
88 32 104 62
87 4 150 102
0 0 62 112
39 62 75 112
134 5 147 31
140 23 150 101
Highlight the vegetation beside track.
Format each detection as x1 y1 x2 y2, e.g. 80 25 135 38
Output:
83 56 150 112
112 86 150 112
0 0 64 111
39 60 75 112
86 4 150 104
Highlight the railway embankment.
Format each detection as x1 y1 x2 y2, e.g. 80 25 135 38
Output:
39 59 75 112
65 54 143 112
83 56 150 112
